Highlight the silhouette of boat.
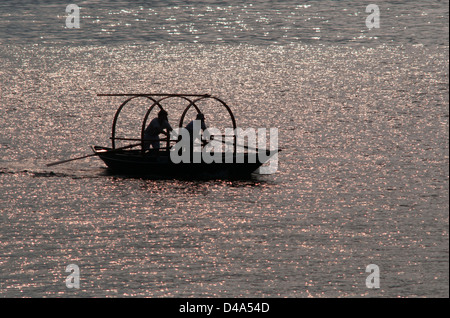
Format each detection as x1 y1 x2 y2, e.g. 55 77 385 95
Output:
92 93 280 179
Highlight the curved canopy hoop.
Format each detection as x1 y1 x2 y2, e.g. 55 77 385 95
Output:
178 96 236 129
210 96 237 130
111 95 164 149
178 96 208 129
178 96 237 153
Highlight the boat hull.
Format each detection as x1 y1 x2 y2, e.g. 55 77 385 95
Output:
93 146 271 179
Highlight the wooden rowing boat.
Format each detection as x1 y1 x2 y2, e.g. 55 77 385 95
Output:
92 146 275 179
48 93 280 179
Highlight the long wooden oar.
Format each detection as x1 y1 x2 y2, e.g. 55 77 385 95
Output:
210 136 281 153
46 143 141 167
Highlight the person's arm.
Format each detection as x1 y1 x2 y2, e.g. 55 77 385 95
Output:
161 121 173 136
201 120 213 140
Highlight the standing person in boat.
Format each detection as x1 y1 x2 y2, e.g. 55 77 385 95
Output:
143 109 173 151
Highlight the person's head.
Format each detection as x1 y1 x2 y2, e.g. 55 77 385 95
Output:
196 113 205 121
158 109 168 121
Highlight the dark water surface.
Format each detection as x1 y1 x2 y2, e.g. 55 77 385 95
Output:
0 1 448 297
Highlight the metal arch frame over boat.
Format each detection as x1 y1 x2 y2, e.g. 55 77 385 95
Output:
99 93 238 153
49 93 280 179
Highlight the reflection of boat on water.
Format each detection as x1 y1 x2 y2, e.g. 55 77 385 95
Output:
49 93 280 179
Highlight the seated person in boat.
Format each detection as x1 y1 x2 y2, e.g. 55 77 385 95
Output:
143 109 173 150
183 113 210 156
185 113 207 137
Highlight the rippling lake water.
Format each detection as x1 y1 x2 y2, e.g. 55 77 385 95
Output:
0 1 448 297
